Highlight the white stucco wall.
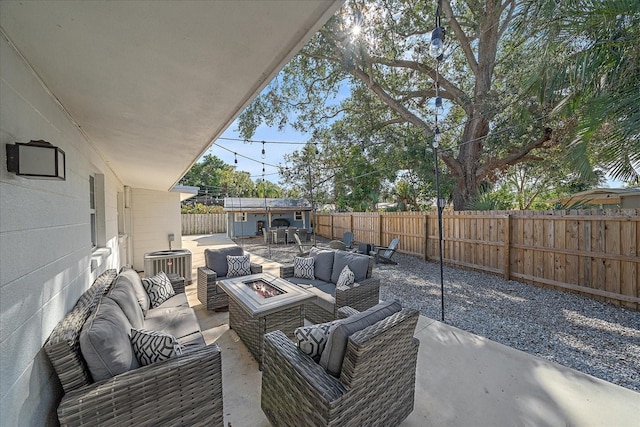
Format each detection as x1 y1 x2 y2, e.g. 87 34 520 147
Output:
0 34 123 426
130 188 182 272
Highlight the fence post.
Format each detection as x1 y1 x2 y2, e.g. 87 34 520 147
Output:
330 214 334 240
503 214 511 279
378 214 384 247
424 213 429 261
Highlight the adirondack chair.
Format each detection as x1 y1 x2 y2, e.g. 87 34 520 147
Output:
343 231 355 249
294 233 315 256
370 237 400 264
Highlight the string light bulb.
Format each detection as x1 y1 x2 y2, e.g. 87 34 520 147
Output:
314 143 319 155
261 141 266 159
433 127 441 148
234 152 238 164
429 27 445 59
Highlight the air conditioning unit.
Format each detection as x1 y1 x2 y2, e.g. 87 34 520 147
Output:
143 249 192 284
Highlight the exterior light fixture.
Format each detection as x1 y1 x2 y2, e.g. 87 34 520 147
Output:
6 140 66 180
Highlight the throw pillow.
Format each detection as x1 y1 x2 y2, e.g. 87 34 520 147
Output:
336 265 355 288
294 321 334 361
227 254 251 277
130 329 184 366
293 256 315 279
141 271 175 308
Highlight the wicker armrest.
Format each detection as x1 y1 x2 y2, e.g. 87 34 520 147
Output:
168 274 186 294
250 263 263 274
262 331 347 403
336 306 360 319
279 265 294 278
198 266 218 281
58 343 224 427
335 276 380 314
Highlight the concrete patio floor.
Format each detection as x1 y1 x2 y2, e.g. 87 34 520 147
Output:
182 234 639 426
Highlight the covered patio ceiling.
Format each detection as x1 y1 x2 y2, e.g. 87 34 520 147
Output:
0 1 342 191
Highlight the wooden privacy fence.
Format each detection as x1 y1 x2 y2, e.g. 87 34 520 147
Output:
314 209 639 309
182 214 227 235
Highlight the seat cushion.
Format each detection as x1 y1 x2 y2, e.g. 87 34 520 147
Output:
306 284 336 314
117 267 150 315
286 277 330 288
320 300 402 377
177 331 207 352
107 274 145 329
331 251 369 284
153 292 189 309
144 306 201 340
205 246 243 277
80 298 140 381
309 247 335 282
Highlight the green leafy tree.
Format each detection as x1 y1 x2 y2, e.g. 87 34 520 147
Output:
238 0 568 210
518 0 640 182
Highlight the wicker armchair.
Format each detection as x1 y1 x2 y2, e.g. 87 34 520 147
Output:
261 306 420 427
197 246 262 310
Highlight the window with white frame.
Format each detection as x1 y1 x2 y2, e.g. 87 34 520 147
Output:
234 212 247 222
294 211 303 221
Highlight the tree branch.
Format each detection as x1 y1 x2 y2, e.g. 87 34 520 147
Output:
442 0 478 75
477 127 554 180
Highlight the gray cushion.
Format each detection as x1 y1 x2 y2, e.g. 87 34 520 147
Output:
153 292 189 309
177 331 207 352
306 286 336 314
117 267 150 315
319 300 402 377
144 306 201 340
309 247 335 283
106 275 145 329
331 251 369 284
80 298 140 381
285 277 330 288
205 246 243 277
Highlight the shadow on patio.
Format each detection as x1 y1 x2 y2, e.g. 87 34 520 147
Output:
182 234 639 427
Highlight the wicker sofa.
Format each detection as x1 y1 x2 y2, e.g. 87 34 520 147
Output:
279 247 380 324
197 246 263 310
44 268 223 426
261 302 420 426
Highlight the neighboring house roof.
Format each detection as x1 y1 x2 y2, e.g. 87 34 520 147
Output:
224 198 312 212
554 187 640 208
171 185 199 201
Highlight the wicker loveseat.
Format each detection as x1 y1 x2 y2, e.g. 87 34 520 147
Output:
44 268 223 426
197 246 263 310
261 302 420 426
279 247 380 324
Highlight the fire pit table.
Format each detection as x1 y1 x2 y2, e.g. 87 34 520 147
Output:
218 273 314 367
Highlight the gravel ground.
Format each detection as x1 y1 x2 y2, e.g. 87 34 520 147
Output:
236 236 640 392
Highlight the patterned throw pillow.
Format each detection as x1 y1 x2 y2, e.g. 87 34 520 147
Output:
294 321 335 361
227 254 251 277
336 265 355 288
141 271 175 308
293 256 315 279
130 329 184 366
